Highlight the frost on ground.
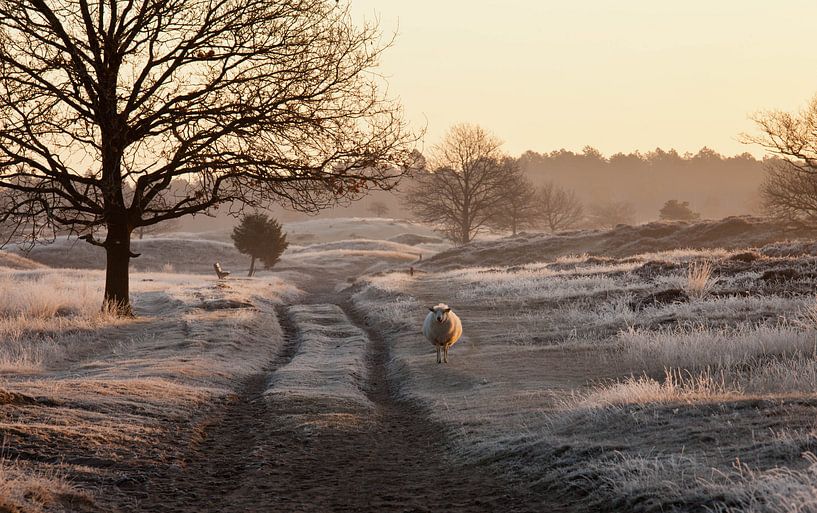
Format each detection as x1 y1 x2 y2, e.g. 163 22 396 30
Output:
13 235 248 274
420 215 817 271
0 267 298 513
352 242 817 512
265 304 373 419
11 218 447 277
281 238 430 277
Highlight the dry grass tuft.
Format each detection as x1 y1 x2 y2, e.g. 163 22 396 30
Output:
0 460 95 513
567 368 736 412
685 260 717 299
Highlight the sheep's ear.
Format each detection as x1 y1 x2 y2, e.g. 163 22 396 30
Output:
428 307 435 313
444 308 451 313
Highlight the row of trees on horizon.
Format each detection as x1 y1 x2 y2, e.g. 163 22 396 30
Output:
402 124 729 244
234 141 767 231
154 137 775 243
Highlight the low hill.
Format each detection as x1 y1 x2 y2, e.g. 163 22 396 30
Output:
283 217 441 244
13 219 448 275
17 236 246 273
420 216 817 270
0 250 46 270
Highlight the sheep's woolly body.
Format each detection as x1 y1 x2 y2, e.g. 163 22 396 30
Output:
423 303 463 363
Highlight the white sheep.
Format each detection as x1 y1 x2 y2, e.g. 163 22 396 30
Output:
423 303 463 364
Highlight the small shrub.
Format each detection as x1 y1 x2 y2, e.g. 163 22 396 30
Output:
628 288 689 311
760 268 799 283
729 251 761 263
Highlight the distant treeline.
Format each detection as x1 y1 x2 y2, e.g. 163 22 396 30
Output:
175 146 769 232
518 147 766 222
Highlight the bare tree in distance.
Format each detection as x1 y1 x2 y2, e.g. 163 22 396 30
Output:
0 0 416 313
405 124 520 244
368 200 390 218
587 200 636 229
538 181 584 232
742 96 817 226
488 174 539 236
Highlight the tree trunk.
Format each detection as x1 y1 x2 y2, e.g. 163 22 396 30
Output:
104 218 132 315
248 256 256 277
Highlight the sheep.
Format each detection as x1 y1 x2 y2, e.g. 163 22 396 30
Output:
423 303 462 364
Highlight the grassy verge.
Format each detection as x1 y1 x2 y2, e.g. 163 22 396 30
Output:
0 268 298 512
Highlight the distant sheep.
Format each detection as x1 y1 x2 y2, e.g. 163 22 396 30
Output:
423 303 462 364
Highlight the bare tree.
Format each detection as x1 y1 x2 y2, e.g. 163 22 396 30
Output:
0 0 415 313
405 124 519 244
537 182 584 232
587 200 636 229
488 173 538 236
368 200 389 217
742 96 817 225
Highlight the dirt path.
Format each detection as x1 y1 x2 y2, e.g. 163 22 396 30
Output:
119 277 570 512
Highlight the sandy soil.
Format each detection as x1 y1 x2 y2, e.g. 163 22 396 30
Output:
116 272 574 512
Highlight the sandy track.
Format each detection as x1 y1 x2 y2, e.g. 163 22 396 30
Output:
119 283 569 512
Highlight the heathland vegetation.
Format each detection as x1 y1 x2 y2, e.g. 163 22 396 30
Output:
5 1 817 511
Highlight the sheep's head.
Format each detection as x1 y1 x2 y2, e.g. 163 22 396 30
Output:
428 303 452 323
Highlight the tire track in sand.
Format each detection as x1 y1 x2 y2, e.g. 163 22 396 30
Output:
121 295 571 512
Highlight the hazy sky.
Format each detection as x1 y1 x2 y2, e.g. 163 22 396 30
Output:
350 1 817 158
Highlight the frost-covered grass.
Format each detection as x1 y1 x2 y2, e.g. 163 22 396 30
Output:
0 460 93 513
0 267 296 511
456 271 642 303
265 304 373 415
0 270 107 319
547 448 817 513
351 242 817 512
617 323 817 372
0 270 122 373
638 247 732 263
568 368 736 410
0 268 300 374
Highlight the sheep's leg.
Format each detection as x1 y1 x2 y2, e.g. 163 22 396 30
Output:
444 345 449 364
436 346 441 364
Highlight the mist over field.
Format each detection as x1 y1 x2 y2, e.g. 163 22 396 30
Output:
170 147 766 233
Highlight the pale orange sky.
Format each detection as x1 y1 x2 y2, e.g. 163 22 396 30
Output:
351 1 817 158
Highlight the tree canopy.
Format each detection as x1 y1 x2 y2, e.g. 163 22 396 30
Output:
231 213 288 276
658 200 700 221
405 124 521 244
